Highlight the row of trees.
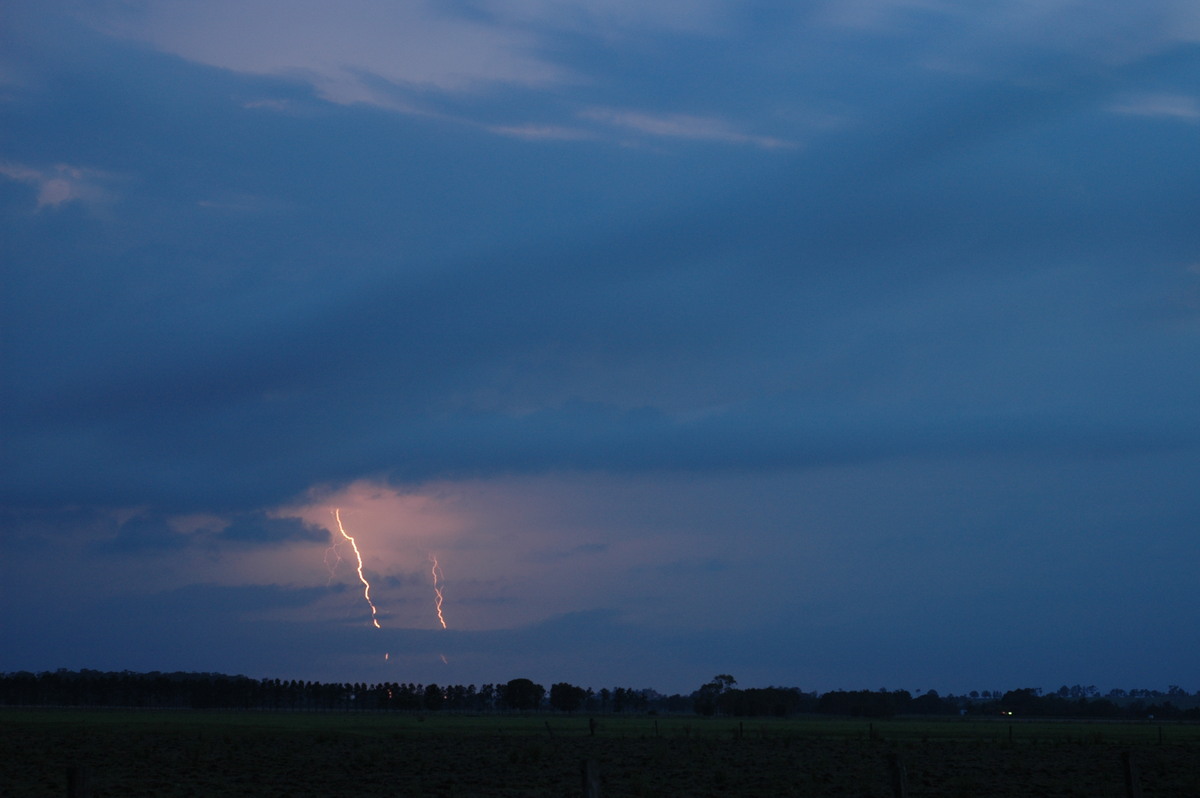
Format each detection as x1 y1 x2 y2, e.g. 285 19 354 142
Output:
0 670 660 714
692 675 1200 720
2 670 1197 720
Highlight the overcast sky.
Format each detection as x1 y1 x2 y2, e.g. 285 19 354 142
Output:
2 1 1198 696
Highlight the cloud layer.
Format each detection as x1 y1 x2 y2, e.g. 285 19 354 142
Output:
2 0 1198 692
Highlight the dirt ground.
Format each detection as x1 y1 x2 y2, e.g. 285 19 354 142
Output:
3 712 1198 797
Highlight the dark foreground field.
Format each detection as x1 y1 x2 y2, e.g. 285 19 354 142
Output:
2 710 1198 797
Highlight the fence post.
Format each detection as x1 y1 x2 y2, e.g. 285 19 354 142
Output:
1122 751 1142 798
67 766 92 798
581 759 601 798
888 753 908 798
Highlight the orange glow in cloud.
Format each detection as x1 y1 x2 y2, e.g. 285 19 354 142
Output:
279 477 630 633
333 508 381 629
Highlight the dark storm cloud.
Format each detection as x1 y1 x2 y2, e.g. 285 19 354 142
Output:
2 0 1199 691
88 511 327 553
218 515 328 545
95 513 188 554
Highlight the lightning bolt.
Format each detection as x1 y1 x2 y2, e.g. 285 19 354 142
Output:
333 508 381 629
430 554 447 629
323 541 343 585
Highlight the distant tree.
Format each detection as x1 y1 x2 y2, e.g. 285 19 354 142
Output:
911 690 949 715
655 693 693 714
423 683 444 711
549 682 588 713
444 683 466 710
1001 688 1046 716
736 686 812 717
693 674 737 716
612 687 628 713
816 689 911 718
503 678 545 711
609 687 649 713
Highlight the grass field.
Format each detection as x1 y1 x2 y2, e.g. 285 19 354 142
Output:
3 709 1198 796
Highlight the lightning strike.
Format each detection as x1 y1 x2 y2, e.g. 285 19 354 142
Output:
430 555 447 629
333 508 381 629
322 542 343 585
430 555 450 665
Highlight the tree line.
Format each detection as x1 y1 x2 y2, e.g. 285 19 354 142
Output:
0 670 662 714
691 675 1200 720
2 670 1196 720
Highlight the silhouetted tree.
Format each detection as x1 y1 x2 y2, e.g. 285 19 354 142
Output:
549 682 588 713
1000 688 1044 716
911 690 950 715
693 674 737 716
817 689 911 718
424 683 444 711
503 678 545 711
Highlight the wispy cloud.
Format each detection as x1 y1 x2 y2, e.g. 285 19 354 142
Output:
1107 92 1200 121
0 161 114 209
477 0 734 37
485 123 596 142
580 107 796 149
76 0 572 103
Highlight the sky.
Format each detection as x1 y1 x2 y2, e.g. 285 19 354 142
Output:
2 1 1198 697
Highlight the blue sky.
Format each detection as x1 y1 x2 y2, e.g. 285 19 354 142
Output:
2 1 1198 695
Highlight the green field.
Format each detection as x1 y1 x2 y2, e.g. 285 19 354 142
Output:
3 709 1198 796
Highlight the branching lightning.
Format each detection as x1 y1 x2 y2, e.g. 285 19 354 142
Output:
430 554 447 629
430 554 449 666
323 542 343 585
333 508 381 629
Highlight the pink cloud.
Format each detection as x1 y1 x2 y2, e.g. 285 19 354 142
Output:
0 161 113 209
580 107 797 149
77 0 572 105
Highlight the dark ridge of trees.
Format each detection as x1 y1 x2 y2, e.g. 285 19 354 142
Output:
2 670 1197 720
549 682 588 713
816 689 915 718
693 675 819 717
